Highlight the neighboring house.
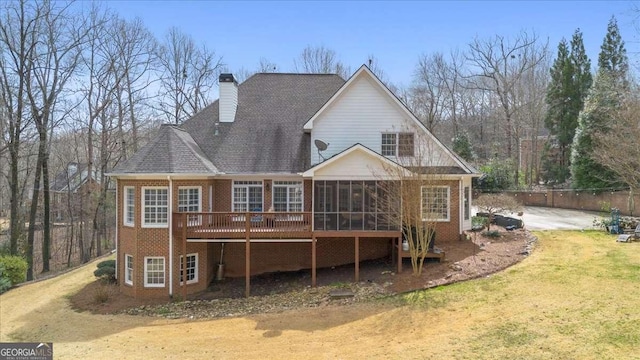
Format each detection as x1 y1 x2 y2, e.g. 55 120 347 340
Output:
108 66 478 300
50 162 101 221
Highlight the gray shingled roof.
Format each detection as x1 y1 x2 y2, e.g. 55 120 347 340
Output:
111 125 219 174
111 71 474 176
181 73 345 173
50 163 99 192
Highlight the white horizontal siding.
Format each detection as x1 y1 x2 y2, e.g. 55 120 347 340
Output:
313 149 391 180
310 74 456 168
219 82 238 123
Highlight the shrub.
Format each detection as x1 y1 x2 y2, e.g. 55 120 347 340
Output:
94 264 116 283
472 216 489 229
0 255 27 285
482 230 501 238
93 284 113 304
475 158 517 191
0 264 13 293
96 259 116 269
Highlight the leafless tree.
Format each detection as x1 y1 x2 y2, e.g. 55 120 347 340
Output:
410 52 449 134
293 45 351 79
25 0 88 277
111 17 157 156
465 31 548 185
466 31 548 159
156 27 223 124
0 0 39 256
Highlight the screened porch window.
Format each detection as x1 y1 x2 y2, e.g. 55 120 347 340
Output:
313 180 399 231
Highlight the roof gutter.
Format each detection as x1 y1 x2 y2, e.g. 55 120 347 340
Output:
105 173 221 179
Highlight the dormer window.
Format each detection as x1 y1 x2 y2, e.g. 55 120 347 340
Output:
381 133 414 156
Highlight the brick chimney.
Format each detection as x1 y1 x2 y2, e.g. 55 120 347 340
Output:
219 73 238 123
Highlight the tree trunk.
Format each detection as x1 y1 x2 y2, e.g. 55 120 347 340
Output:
41 141 51 273
26 129 45 280
9 141 22 255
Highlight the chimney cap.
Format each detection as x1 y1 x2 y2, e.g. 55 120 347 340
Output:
219 73 236 83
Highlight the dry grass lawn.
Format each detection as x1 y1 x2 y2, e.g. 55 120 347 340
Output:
1 230 639 359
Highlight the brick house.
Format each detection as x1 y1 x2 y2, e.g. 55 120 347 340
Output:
108 66 478 299
50 162 102 221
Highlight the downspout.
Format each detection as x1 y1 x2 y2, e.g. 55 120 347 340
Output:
168 176 173 297
459 176 463 236
114 178 118 280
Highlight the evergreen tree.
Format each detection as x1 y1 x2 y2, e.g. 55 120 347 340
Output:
598 16 628 83
452 133 473 162
571 16 629 190
542 31 592 184
543 39 574 183
571 29 593 109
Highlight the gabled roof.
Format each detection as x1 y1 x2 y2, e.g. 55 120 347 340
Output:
181 73 345 174
50 163 99 192
110 124 219 175
302 143 410 178
304 65 478 175
109 67 477 177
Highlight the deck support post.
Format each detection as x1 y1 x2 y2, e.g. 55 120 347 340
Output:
182 214 187 301
355 236 360 282
397 236 402 274
245 213 251 298
311 235 317 287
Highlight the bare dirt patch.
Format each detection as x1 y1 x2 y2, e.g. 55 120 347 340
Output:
69 227 534 318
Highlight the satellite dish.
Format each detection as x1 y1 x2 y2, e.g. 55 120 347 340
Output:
314 139 329 161
314 139 328 151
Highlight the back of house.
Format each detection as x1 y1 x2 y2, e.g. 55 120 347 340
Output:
108 65 478 299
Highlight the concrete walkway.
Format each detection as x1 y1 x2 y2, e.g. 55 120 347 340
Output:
504 206 600 231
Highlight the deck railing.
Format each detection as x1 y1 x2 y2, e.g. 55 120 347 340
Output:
172 212 312 239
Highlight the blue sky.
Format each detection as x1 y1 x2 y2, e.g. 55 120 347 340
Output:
107 0 638 86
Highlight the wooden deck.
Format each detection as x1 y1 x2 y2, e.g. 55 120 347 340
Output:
172 212 402 299
172 212 313 240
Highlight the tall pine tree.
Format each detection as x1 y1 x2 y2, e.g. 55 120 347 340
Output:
570 29 593 122
542 30 592 184
598 16 628 84
543 39 574 183
571 16 628 190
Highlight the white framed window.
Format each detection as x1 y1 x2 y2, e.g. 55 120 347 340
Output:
124 186 135 227
179 253 198 285
421 186 450 222
382 132 415 157
142 187 168 227
178 187 201 212
125 254 133 285
178 186 201 225
273 181 303 212
232 181 263 212
144 257 165 288
381 133 397 156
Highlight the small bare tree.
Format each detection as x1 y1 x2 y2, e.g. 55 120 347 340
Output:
474 193 523 231
376 126 453 275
